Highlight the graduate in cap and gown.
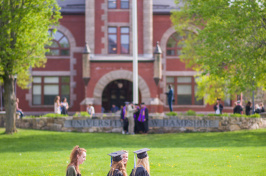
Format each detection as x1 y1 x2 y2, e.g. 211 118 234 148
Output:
137 103 149 134
107 151 128 176
133 104 140 134
130 148 150 176
121 102 129 134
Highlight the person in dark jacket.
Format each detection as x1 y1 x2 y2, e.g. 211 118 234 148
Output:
233 101 243 114
245 101 252 115
260 103 265 113
166 85 173 112
213 99 223 114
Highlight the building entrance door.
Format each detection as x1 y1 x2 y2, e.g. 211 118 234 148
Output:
102 79 141 112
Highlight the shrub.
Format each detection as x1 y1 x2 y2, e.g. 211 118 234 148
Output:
248 114 260 118
196 114 205 117
165 111 178 116
186 110 196 116
40 113 68 118
74 111 90 117
207 113 221 116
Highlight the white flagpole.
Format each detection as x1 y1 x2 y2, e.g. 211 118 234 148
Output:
132 0 139 104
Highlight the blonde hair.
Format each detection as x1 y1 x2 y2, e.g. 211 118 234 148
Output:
133 157 150 175
108 160 127 176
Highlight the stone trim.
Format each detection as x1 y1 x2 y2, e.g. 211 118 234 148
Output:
101 0 108 54
93 70 151 105
165 71 198 76
32 71 71 76
143 0 153 57
86 0 95 54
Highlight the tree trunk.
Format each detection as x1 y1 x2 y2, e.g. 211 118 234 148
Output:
3 75 17 134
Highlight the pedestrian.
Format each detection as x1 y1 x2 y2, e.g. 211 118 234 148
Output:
54 96 61 114
16 98 24 119
213 99 223 114
233 100 243 114
66 145 87 176
137 103 149 134
126 102 136 135
166 85 173 112
107 151 128 176
87 104 95 118
61 97 69 115
254 104 261 114
120 103 128 134
130 148 150 176
133 104 140 134
245 101 252 115
260 103 265 113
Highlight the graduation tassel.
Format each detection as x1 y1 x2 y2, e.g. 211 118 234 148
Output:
134 153 136 168
110 156 112 167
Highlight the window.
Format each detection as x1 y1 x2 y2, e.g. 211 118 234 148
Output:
121 0 129 9
108 26 130 54
120 27 129 54
32 76 70 105
108 27 117 54
46 30 70 56
166 76 203 105
108 0 117 9
166 31 193 56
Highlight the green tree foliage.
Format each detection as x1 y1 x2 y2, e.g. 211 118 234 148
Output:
171 0 266 104
0 0 61 134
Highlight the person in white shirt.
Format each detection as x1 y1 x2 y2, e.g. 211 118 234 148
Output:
87 104 95 118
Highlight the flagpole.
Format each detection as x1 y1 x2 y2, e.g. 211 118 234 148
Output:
132 0 138 104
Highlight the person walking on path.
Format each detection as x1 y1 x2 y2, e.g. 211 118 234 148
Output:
66 145 87 176
166 85 173 112
126 102 136 135
213 99 223 114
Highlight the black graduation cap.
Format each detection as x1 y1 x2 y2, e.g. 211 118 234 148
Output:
133 148 150 168
108 150 126 162
133 148 150 159
141 102 145 105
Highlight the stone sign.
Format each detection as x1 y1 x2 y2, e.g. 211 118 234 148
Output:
64 119 219 128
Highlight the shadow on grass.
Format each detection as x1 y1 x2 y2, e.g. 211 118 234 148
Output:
0 128 266 153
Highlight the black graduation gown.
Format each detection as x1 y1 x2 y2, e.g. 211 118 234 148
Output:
129 167 149 176
107 170 123 176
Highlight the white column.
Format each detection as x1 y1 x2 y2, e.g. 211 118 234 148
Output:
132 0 138 104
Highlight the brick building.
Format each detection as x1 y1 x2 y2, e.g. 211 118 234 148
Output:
9 0 233 115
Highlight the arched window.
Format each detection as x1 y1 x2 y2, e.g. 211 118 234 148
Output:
46 30 70 56
166 32 185 56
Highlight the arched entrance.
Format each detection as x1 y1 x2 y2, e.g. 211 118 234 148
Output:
102 79 141 112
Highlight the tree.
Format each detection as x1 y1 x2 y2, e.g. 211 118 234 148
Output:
0 0 61 134
171 0 266 104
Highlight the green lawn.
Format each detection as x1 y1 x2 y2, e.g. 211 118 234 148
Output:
0 128 265 176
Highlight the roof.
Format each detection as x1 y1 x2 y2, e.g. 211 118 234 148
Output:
57 0 85 14
57 0 182 14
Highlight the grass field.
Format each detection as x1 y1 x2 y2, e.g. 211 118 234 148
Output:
0 128 265 176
